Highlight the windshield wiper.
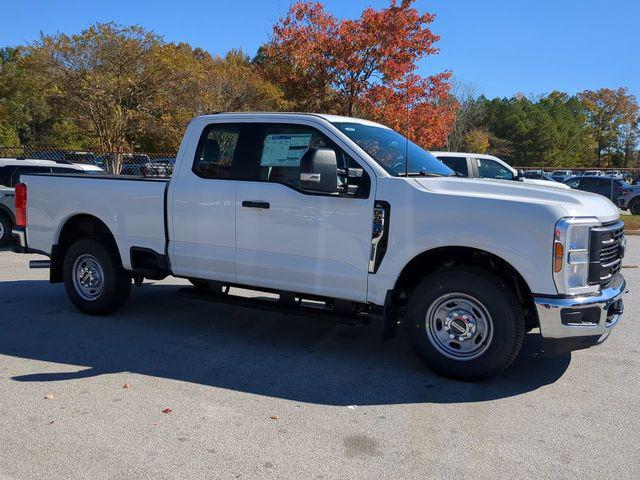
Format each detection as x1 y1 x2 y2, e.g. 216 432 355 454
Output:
397 171 461 178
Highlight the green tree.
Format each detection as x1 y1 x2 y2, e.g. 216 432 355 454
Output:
577 87 639 166
20 23 284 169
481 92 595 168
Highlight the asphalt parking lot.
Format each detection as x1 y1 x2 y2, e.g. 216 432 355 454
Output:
0 239 639 480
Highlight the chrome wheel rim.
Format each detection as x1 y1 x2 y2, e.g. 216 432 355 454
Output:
425 293 494 361
72 254 104 301
0 222 4 239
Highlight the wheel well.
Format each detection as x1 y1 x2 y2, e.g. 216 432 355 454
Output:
0 205 13 225
394 246 538 329
51 215 119 283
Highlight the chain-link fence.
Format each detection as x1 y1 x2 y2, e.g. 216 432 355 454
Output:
2 145 639 213
0 146 177 177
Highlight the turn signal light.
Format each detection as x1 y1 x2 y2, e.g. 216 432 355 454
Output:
15 182 27 228
553 242 564 273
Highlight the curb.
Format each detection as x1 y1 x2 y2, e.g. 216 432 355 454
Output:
625 229 640 235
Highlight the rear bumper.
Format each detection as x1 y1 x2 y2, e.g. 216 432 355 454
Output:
534 274 626 355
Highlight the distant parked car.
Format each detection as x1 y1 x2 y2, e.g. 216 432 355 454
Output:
119 154 152 175
430 152 569 189
63 151 103 168
604 170 625 180
551 170 574 182
618 184 640 215
584 170 604 176
521 170 557 182
117 154 174 177
142 157 175 177
0 158 102 245
564 175 636 207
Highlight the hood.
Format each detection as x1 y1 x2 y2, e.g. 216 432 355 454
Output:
521 178 570 190
413 177 620 223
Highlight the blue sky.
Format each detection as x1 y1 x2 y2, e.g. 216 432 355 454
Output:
2 0 638 99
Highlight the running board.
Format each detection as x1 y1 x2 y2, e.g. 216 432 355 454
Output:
179 287 372 326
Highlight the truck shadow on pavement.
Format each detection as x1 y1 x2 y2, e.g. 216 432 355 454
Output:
0 280 571 406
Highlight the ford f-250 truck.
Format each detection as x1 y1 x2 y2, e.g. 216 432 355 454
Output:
12 113 627 380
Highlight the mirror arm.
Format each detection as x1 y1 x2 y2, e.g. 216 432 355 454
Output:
337 167 364 178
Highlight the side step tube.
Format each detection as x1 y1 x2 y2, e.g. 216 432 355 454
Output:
29 260 51 269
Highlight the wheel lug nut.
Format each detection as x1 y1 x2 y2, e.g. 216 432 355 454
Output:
449 334 455 339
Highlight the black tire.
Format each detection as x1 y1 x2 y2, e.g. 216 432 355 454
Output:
63 237 131 315
0 213 11 247
405 267 525 381
630 198 640 216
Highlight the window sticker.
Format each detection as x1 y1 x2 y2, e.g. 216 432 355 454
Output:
260 134 312 167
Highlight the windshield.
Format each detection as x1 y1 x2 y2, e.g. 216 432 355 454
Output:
333 122 454 177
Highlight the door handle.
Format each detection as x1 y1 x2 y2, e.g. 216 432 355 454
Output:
242 200 270 209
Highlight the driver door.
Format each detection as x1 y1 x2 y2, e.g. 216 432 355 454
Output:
235 123 375 302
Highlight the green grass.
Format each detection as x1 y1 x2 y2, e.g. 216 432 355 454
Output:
621 213 640 231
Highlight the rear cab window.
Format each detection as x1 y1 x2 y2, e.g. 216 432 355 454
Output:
193 124 242 179
0 166 15 187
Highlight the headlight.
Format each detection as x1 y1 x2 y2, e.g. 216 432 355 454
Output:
553 217 600 295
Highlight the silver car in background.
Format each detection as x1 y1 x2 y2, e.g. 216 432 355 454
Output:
0 158 103 245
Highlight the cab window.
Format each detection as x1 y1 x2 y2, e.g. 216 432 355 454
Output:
193 124 241 179
476 158 514 180
255 124 370 197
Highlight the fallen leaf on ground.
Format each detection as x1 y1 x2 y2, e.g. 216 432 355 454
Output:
44 394 55 400
123 383 131 389
270 415 279 420
162 408 172 414
48 421 55 425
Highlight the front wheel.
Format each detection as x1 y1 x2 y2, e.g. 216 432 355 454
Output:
405 267 524 381
63 237 131 315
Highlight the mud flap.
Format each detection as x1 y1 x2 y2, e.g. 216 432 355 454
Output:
381 289 399 340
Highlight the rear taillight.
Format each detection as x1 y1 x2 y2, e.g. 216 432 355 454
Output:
15 182 27 228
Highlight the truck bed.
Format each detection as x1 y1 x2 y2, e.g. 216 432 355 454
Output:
22 173 168 270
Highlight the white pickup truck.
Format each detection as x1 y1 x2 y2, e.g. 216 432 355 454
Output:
12 113 627 380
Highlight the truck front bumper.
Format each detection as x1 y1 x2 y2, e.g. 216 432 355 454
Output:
534 274 626 355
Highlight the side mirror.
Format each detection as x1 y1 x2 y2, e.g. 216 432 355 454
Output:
299 148 338 194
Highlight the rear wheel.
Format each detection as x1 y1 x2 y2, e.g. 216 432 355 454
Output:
0 213 11 247
405 267 524 381
630 198 640 215
63 237 131 315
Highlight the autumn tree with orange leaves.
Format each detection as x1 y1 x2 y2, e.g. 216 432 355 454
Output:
257 0 457 148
